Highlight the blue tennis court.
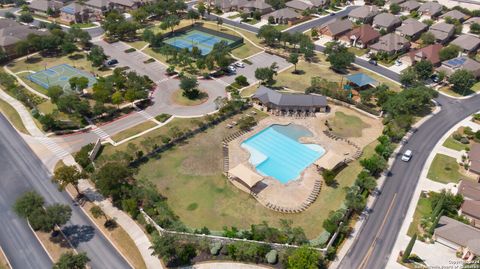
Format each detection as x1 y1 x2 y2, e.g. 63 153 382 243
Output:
163 29 236 55
27 64 97 92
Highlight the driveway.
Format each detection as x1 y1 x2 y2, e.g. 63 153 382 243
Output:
94 40 168 82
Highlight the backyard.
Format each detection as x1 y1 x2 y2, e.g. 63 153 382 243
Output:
426 154 463 184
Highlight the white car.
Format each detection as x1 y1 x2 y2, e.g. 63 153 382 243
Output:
401 150 412 162
235 62 245 68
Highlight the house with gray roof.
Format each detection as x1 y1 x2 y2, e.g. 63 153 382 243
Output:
253 86 328 112
85 0 112 16
399 0 420 12
427 22 455 44
264 7 301 24
418 1 443 18
60 3 90 24
214 0 272 14
372 13 402 32
457 179 480 228
465 17 480 25
318 19 353 39
438 56 480 77
0 19 48 57
370 33 410 54
451 34 480 54
434 216 480 260
441 9 469 22
395 18 427 40
388 0 406 5
29 0 63 16
285 0 328 11
347 5 380 24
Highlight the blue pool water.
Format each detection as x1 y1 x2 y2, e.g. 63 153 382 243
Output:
241 124 325 183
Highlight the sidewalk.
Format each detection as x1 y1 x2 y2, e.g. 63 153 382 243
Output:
0 87 163 269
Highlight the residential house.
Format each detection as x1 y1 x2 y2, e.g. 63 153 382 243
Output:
465 17 480 26
370 33 410 54
441 10 469 22
395 18 427 40
264 7 301 24
451 34 480 54
428 22 455 44
85 0 112 19
347 5 380 24
214 0 272 14
60 3 90 24
434 216 480 260
437 0 480 10
438 56 480 78
404 43 442 66
340 25 380 48
469 144 480 174
29 0 63 16
399 0 420 13
418 2 443 18
0 19 48 57
285 0 328 11
318 19 353 40
457 179 480 228
388 0 406 5
372 13 402 32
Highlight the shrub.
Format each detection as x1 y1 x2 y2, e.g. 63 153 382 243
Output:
460 137 470 144
322 169 336 186
473 114 480 121
452 132 463 141
235 75 249 87
210 242 222 255
124 48 136 53
266 249 278 264
155 113 172 123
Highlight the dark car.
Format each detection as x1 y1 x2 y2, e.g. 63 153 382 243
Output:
368 59 377 66
105 59 119 66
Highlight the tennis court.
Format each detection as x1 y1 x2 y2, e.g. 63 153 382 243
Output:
163 28 238 55
27 64 97 92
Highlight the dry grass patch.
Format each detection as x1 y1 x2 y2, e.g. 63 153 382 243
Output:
35 230 73 262
0 247 10 269
330 111 370 138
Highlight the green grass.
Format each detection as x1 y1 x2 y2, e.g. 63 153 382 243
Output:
240 84 260 97
228 14 241 19
132 108 378 239
348 47 367 56
171 90 208 106
442 137 469 151
245 18 259 25
273 24 290 31
0 98 28 134
111 121 158 142
407 196 432 237
427 154 463 184
72 22 96 28
155 113 172 123
126 41 149 50
330 111 370 138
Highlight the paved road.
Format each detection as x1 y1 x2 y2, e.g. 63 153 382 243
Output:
0 115 131 269
338 95 480 269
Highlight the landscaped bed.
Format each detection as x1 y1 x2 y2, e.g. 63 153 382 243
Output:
171 90 208 106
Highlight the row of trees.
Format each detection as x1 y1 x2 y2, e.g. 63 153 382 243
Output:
257 25 315 60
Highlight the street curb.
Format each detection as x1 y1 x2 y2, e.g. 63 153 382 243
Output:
0 246 13 269
27 221 55 263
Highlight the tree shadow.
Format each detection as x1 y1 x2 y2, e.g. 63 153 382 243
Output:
61 225 95 247
68 53 85 60
292 69 305 75
25 56 42 64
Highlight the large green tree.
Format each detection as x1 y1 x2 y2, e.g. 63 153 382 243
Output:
52 165 84 195
448 69 476 95
179 76 200 99
87 45 107 67
13 191 44 219
324 42 355 71
53 252 90 269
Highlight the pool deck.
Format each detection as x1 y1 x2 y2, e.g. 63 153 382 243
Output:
227 105 383 211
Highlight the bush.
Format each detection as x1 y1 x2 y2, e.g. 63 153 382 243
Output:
235 75 249 87
460 137 470 144
143 58 155 64
473 114 480 121
452 132 463 141
210 242 222 255
124 48 136 53
238 116 256 131
322 169 336 186
266 249 278 264
155 113 172 123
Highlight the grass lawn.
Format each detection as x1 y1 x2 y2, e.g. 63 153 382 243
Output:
133 108 378 239
427 154 463 184
228 14 241 19
0 98 28 134
348 47 367 56
240 83 260 97
442 137 469 151
127 41 149 50
330 111 370 137
274 60 401 93
273 24 290 31
245 18 259 25
111 121 158 142
18 72 48 95
171 90 208 106
82 201 147 269
439 83 480 97
72 22 96 28
407 196 432 237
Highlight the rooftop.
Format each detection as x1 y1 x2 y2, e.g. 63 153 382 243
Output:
408 43 442 65
0 19 47 47
441 10 469 21
418 1 443 15
373 13 401 28
265 7 300 19
451 34 480 51
435 216 480 255
458 179 480 200
370 33 409 52
345 73 378 87
348 5 380 19
428 22 455 41
396 18 427 36
253 86 328 107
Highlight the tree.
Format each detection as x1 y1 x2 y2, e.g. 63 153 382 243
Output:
235 75 249 86
428 209 443 235
160 14 180 33
400 67 417 87
53 252 90 269
61 41 77 54
216 17 223 30
52 165 84 195
402 233 417 262
322 209 346 233
288 53 299 73
94 162 134 201
390 3 400 14
5 11 15 19
111 91 123 107
439 45 460 61
47 85 64 103
19 12 33 23
324 42 355 71
449 69 476 95
257 25 280 46
13 191 44 219
90 205 108 222
420 32 435 45
197 2 206 17
414 60 433 80
131 8 148 23
344 185 366 213
45 204 72 229
355 171 377 193
151 234 177 261
238 116 256 131
87 45 107 67
360 154 387 177
240 12 250 22
471 22 480 34
179 76 200 99
255 63 278 86
286 246 322 269
187 9 199 24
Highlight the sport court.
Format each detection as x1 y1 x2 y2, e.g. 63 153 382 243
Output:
27 64 97 92
163 29 236 56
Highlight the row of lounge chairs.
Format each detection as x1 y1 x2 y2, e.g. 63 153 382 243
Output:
263 180 322 214
323 130 363 161
270 110 316 118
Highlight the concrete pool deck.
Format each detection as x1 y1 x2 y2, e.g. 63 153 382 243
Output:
227 105 383 211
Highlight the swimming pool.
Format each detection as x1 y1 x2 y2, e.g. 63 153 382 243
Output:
241 124 325 183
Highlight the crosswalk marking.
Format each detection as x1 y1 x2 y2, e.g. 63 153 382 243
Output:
91 127 110 140
36 137 70 159
137 110 154 121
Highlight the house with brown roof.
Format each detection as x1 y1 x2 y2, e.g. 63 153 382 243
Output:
438 56 480 78
469 144 480 175
434 216 480 260
85 0 112 19
404 43 442 66
451 34 480 54
339 25 380 48
418 1 443 18
264 7 301 24
318 19 353 40
441 10 469 22
428 22 455 44
347 5 380 24
60 3 90 24
0 19 48 57
370 33 410 54
29 0 63 16
395 18 427 40
399 0 420 13
372 13 402 32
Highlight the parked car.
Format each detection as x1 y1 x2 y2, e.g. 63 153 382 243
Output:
227 65 236 73
431 74 440 83
368 59 377 66
395 60 402 66
401 150 412 162
235 62 245 68
105 59 118 67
